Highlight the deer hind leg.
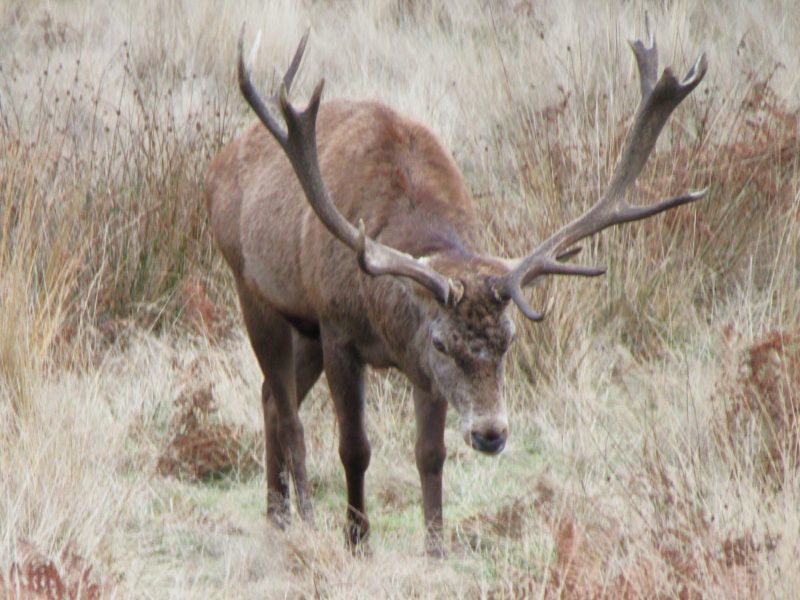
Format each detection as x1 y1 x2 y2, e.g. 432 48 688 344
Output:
285 331 323 520
260 331 322 526
321 333 371 551
239 290 321 526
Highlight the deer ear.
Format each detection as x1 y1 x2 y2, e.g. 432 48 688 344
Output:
447 279 464 307
392 269 462 307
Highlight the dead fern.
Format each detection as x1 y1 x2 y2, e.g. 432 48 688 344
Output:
156 360 262 481
0 541 114 600
717 327 800 484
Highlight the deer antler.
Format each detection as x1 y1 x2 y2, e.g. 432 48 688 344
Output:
237 27 462 306
492 34 708 320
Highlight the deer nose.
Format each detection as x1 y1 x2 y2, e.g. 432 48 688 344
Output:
471 428 507 455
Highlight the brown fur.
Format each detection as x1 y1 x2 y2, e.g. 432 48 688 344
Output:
206 98 514 556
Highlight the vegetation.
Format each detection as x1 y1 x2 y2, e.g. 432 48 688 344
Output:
1 0 797 597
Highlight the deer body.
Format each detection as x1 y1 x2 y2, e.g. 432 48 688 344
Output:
206 29 707 556
207 97 513 552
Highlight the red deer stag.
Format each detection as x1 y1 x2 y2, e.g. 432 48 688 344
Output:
205 27 707 556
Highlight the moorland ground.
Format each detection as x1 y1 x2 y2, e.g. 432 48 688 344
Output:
1 0 799 597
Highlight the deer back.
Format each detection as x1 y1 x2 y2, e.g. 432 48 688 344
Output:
206 97 481 328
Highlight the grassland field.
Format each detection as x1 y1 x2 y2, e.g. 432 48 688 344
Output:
1 0 799 597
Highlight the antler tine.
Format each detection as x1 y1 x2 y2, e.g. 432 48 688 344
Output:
631 33 658 98
356 220 465 306
237 25 290 149
280 29 309 94
495 35 708 318
237 27 461 306
237 26 309 146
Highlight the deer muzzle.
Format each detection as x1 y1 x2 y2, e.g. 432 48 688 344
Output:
466 415 508 455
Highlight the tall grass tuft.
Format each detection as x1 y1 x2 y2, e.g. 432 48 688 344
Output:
1 27 238 370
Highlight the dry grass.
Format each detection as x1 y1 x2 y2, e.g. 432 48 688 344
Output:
1 0 799 597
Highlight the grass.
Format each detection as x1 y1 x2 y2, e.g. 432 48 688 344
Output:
1 0 799 597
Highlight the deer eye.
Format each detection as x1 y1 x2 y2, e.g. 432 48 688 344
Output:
432 335 447 354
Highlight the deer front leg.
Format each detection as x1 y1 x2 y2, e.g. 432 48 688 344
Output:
413 386 448 557
322 336 371 551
